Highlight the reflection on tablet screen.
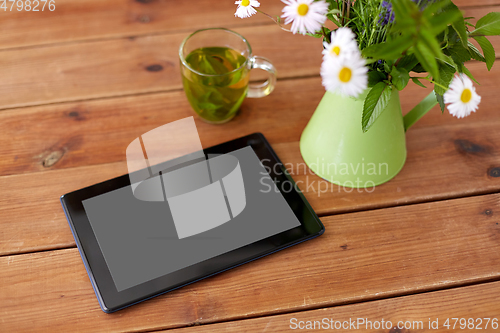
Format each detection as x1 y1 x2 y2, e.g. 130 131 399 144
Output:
83 146 301 292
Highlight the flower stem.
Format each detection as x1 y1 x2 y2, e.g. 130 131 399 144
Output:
322 26 331 44
411 76 448 91
255 8 291 32
403 91 438 131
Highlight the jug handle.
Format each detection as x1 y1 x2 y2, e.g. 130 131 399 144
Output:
403 91 439 132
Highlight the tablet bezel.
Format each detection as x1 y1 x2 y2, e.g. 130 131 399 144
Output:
60 133 324 313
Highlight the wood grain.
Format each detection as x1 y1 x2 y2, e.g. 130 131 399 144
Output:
1 60 500 179
1 193 500 332
0 6 498 110
166 281 500 332
0 163 127 256
1 1 499 332
0 0 285 50
457 0 500 6
0 0 492 50
2 75 500 256
0 77 323 178
0 25 322 110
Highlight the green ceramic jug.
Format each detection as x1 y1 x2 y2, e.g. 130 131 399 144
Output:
300 89 437 188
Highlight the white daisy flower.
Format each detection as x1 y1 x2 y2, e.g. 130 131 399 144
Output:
322 28 358 60
235 0 260 19
443 74 481 119
321 53 368 98
281 0 329 35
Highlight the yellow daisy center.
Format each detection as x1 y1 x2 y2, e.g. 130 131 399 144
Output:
331 46 341 56
461 88 472 103
339 67 352 83
241 0 250 6
297 3 309 16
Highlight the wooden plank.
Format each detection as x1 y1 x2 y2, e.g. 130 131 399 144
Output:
166 281 500 332
0 0 492 50
0 77 324 178
2 77 500 256
0 0 285 50
457 0 500 6
0 25 322 110
1 193 500 332
0 7 498 110
465 4 500 20
1 59 500 179
0 163 127 256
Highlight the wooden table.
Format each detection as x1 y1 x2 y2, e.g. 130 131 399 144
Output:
1 1 500 332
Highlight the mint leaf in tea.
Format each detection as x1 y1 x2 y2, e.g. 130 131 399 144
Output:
181 47 249 123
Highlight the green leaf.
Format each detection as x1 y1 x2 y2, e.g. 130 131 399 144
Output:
463 67 479 84
445 43 472 64
391 67 410 91
392 18 417 32
411 63 426 73
428 9 463 37
452 20 469 46
368 71 387 87
434 64 456 95
198 54 228 76
326 8 341 16
471 12 500 36
325 0 339 10
445 3 468 47
362 82 393 133
397 54 419 72
326 13 341 27
474 36 495 70
452 17 469 48
458 63 479 84
412 77 427 88
435 91 446 113
438 28 450 51
391 0 420 33
422 0 451 17
362 35 414 61
305 32 324 38
384 61 392 73
325 7 341 26
468 41 486 62
440 54 459 72
414 41 440 80
392 0 415 22
198 101 220 112
420 29 445 60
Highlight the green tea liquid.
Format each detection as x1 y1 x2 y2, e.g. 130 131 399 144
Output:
182 47 249 123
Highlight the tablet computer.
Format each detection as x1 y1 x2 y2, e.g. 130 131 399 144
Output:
60 132 324 313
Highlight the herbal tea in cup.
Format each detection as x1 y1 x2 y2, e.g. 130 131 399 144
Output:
179 28 277 124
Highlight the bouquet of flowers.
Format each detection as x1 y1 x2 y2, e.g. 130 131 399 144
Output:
234 0 500 131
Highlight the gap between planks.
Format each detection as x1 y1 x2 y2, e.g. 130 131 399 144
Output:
0 1 494 52
2 192 500 332
153 280 500 333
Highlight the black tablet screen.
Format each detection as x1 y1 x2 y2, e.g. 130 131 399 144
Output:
82 146 301 292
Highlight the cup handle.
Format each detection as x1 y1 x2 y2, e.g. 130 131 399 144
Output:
247 56 277 98
402 91 438 132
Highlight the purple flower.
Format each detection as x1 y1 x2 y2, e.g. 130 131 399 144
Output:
379 0 437 26
379 1 395 26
